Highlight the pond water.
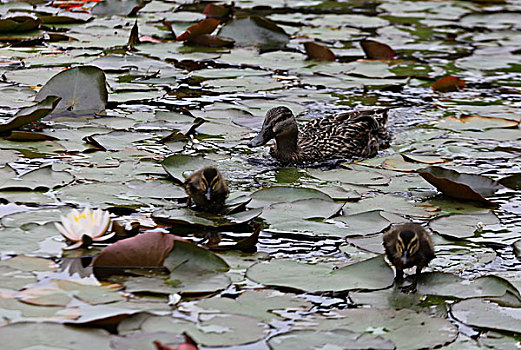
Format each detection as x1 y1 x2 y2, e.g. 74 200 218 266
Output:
0 0 521 349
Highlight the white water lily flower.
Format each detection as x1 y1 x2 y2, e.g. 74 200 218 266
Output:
55 208 113 250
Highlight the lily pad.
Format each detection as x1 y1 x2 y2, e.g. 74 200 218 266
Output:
336 210 391 236
438 115 520 131
162 154 215 183
152 207 262 228
306 308 458 350
451 298 521 334
0 322 111 349
429 212 500 239
307 168 390 186
417 272 519 299
218 16 289 51
35 66 108 116
248 186 332 208
0 165 72 191
269 329 394 350
119 312 268 347
246 255 394 292
180 289 312 323
0 96 61 133
418 166 504 205
304 42 336 61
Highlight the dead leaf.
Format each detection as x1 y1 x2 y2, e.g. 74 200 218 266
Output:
304 42 336 61
360 39 395 59
432 76 465 92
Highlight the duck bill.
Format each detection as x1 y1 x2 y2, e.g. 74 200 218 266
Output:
205 187 212 201
248 125 274 147
400 251 408 266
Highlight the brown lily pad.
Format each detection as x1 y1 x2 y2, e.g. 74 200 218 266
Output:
304 42 336 61
418 166 503 205
360 39 395 59
432 76 465 92
177 19 220 42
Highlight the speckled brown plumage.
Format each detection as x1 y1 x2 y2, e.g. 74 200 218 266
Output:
248 106 390 165
383 223 435 293
184 167 228 213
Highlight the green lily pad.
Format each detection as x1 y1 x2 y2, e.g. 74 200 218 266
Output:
0 165 72 191
335 210 391 236
452 298 521 334
152 207 262 228
499 173 521 190
417 272 519 299
35 66 108 116
180 289 312 323
118 312 268 347
0 322 111 349
246 255 394 292
437 115 520 131
248 186 332 208
307 168 390 186
0 96 61 133
350 289 448 318
429 212 500 239
218 16 289 51
269 329 395 350
162 154 216 183
306 308 458 350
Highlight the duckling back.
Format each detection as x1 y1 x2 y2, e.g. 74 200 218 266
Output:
184 167 229 213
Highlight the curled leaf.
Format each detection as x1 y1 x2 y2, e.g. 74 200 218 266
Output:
304 42 336 61
360 39 395 59
432 76 465 92
418 166 503 205
177 19 220 42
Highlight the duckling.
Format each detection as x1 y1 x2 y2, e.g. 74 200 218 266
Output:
184 167 229 213
247 106 390 165
383 223 435 293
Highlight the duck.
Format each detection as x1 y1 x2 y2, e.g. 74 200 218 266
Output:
383 223 435 293
184 167 229 213
247 106 390 165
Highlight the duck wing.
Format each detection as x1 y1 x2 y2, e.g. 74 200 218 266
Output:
298 108 389 161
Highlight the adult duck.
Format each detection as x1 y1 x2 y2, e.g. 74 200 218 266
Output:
247 106 390 165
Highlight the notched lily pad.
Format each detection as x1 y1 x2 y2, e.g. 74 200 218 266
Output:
162 154 215 184
35 66 108 116
429 212 499 239
246 255 394 292
418 166 503 205
0 96 61 134
0 165 73 191
152 207 262 228
452 298 521 334
218 16 289 51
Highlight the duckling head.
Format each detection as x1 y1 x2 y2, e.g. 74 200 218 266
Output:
395 228 419 267
199 167 224 201
248 106 297 147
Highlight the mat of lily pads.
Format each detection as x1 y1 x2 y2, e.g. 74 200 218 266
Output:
0 0 520 348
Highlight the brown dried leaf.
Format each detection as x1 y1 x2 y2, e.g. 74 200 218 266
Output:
177 19 220 42
432 76 465 92
304 42 336 61
360 39 395 59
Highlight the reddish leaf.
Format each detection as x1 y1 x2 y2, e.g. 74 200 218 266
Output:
154 333 198 350
304 42 336 61
418 166 503 205
187 34 234 48
176 19 220 42
432 76 465 92
203 3 233 20
360 39 395 59
93 232 182 268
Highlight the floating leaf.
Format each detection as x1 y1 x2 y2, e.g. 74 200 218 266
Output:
269 329 394 350
203 3 233 20
0 16 40 33
35 66 108 116
438 115 520 131
0 96 61 134
418 166 503 205
152 207 262 228
307 168 390 186
162 154 215 184
248 186 332 208
218 16 289 51
186 34 234 47
177 19 220 41
452 298 521 334
247 255 394 292
304 42 336 61
432 76 465 92
499 173 521 190
0 165 73 191
93 232 178 271
309 308 458 350
360 39 395 59
429 212 499 239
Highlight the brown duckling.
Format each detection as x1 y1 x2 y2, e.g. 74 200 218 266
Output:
247 106 389 164
383 223 435 293
184 167 229 213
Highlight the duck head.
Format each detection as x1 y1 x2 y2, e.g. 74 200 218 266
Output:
248 106 298 147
